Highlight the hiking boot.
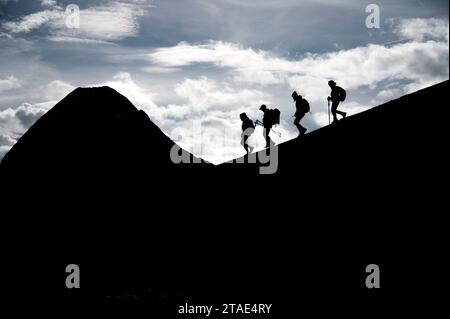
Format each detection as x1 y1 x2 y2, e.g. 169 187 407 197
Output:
301 127 308 135
342 112 347 119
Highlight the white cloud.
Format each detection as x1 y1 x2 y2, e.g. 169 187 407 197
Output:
147 16 449 122
2 9 63 34
43 80 75 101
141 66 181 74
0 102 50 158
1 1 152 43
0 80 73 159
0 133 15 146
40 0 57 7
392 18 449 42
14 103 47 127
311 101 371 127
103 71 161 122
148 41 289 85
376 88 403 101
0 145 12 159
0 75 21 93
149 33 448 102
204 0 356 9
174 76 270 112
68 1 148 42
0 102 51 133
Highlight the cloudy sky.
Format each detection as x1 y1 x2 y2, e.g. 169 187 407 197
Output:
0 0 448 163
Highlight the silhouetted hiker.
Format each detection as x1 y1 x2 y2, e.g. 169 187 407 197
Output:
240 113 255 153
258 104 280 148
327 80 347 123
292 91 310 136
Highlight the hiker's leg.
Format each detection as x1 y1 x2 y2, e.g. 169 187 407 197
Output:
293 117 301 132
263 128 268 145
331 101 339 121
295 114 306 134
336 109 346 118
243 135 250 153
264 127 271 147
298 113 306 130
333 102 346 118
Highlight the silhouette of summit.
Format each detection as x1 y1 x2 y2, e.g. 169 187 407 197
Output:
0 86 201 183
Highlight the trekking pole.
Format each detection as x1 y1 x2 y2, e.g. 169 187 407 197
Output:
327 100 330 125
255 120 281 137
271 128 282 138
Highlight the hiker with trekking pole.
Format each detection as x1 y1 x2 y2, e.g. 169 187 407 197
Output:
327 80 347 124
256 104 281 148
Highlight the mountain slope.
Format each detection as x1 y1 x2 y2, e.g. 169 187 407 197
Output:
226 80 448 181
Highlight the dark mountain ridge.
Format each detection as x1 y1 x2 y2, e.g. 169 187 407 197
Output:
1 81 447 317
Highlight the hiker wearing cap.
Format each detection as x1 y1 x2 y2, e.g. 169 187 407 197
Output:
240 113 255 153
327 80 347 123
292 91 309 136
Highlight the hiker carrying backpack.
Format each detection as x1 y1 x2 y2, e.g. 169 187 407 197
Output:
328 80 347 123
292 91 309 136
260 104 280 128
299 98 310 114
269 108 281 126
337 86 346 102
259 104 281 148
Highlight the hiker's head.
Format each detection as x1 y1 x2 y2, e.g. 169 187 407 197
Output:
292 91 299 100
240 112 248 121
328 80 336 88
260 104 267 111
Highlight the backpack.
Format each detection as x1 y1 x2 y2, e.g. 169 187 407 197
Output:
301 99 310 113
243 119 255 131
269 108 280 126
338 87 347 102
